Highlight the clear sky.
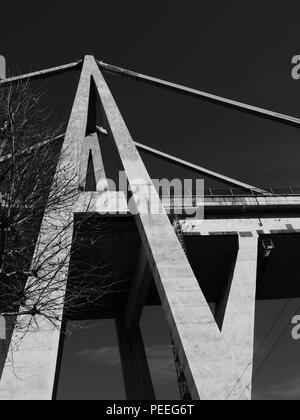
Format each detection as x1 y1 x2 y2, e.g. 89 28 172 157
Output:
1 0 300 400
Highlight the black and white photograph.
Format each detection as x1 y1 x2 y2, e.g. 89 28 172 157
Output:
1 0 300 405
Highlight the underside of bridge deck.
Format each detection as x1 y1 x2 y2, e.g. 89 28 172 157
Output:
66 215 300 321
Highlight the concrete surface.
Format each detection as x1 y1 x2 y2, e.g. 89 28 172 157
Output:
1 55 298 401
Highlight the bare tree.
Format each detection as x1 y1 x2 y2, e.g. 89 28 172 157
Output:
0 80 120 348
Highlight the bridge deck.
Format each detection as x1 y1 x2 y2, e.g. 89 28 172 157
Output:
161 193 300 216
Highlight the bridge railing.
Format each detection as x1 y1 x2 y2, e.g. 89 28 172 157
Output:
159 187 300 204
204 187 300 197
159 187 300 208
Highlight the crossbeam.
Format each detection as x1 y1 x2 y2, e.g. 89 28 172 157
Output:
97 60 300 128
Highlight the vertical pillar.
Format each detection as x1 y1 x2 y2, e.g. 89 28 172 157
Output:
0 57 93 400
116 318 155 400
217 234 258 400
124 246 151 336
0 211 74 400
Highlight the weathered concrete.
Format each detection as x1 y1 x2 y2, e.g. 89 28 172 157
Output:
79 191 129 215
116 318 155 400
2 54 296 400
181 217 300 236
216 235 258 400
0 57 94 400
0 210 74 400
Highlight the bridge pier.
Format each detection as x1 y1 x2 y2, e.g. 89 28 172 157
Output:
0 209 74 400
216 234 258 399
116 318 155 400
2 54 300 400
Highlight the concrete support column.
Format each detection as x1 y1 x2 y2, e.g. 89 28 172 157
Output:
124 246 151 336
0 320 64 400
217 234 258 400
0 56 93 400
0 212 74 400
116 318 155 400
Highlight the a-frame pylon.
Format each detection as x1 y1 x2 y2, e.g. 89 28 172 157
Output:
0 56 258 400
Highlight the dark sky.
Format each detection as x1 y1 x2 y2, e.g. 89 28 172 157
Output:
2 1 300 400
2 1 300 188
